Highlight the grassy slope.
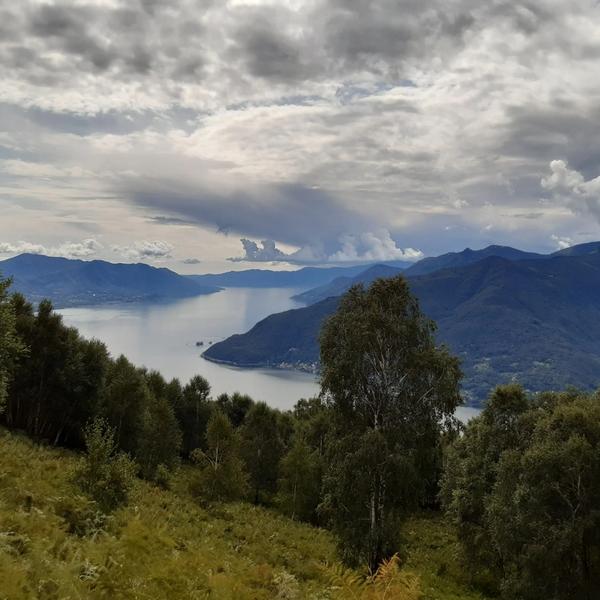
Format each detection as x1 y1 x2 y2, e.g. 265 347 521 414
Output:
0 429 489 600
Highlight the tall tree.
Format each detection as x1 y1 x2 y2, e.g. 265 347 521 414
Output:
0 276 21 415
99 355 150 454
6 296 109 445
240 402 285 504
319 276 461 569
175 375 212 456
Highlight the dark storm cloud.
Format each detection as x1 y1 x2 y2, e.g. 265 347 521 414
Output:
123 178 373 249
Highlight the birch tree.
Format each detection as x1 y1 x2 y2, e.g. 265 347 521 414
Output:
319 276 461 569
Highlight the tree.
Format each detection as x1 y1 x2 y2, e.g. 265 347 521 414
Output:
0 276 21 415
440 384 529 576
137 388 182 481
75 417 137 512
99 355 150 454
319 276 461 569
276 436 322 522
191 411 248 503
240 402 285 504
176 375 212 456
5 296 109 445
445 387 600 599
216 392 254 427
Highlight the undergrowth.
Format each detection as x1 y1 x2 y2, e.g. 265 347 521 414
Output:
0 428 489 599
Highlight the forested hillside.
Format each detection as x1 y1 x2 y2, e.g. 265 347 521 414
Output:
0 254 219 307
206 252 600 403
1 272 599 599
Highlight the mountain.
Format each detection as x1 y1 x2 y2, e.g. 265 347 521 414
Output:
293 245 544 305
402 244 544 277
0 254 220 307
552 241 600 257
293 264 402 305
188 260 410 289
204 252 600 405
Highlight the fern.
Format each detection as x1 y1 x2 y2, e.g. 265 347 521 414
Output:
324 553 420 600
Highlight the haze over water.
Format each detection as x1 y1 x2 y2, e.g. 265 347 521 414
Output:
59 287 480 419
59 288 318 411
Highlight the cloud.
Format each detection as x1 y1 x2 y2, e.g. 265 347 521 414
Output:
53 239 103 258
329 231 423 263
112 240 174 261
182 257 202 265
229 239 289 263
229 230 423 265
0 241 46 255
551 234 572 250
0 238 102 258
542 160 600 222
3 1 600 267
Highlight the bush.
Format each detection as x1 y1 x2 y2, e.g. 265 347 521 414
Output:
74 417 137 512
191 411 248 503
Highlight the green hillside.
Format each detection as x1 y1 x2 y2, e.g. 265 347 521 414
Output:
0 428 487 600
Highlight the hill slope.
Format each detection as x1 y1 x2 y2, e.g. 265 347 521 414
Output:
0 254 220 307
0 428 487 599
293 264 402 305
205 253 600 404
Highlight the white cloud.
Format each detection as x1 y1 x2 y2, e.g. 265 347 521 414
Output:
551 234 572 250
229 230 423 265
329 231 423 263
0 238 102 259
112 240 174 261
542 160 600 222
0 241 46 255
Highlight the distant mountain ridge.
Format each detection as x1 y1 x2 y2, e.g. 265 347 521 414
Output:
403 244 545 276
188 260 411 289
293 245 546 305
204 243 600 405
0 254 220 307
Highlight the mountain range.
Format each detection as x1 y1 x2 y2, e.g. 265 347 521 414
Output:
204 243 600 405
188 260 411 289
0 254 220 308
293 245 548 305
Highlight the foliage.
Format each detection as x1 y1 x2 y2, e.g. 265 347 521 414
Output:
276 436 322 522
443 385 600 599
240 401 286 504
216 391 254 427
5 294 110 445
136 381 182 481
0 275 21 415
0 427 492 599
320 276 462 569
325 553 421 600
190 411 248 503
74 418 137 512
175 374 212 456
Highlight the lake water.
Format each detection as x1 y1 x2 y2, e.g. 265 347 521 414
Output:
58 287 480 420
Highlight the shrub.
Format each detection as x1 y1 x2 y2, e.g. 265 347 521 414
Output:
74 417 137 512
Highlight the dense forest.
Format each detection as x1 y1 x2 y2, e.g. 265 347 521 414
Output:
1 272 599 599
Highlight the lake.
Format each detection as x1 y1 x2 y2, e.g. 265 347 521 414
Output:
59 287 480 420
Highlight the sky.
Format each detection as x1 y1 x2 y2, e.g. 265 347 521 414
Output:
2 0 600 273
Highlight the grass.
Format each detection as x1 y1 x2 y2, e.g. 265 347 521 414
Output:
0 428 491 599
